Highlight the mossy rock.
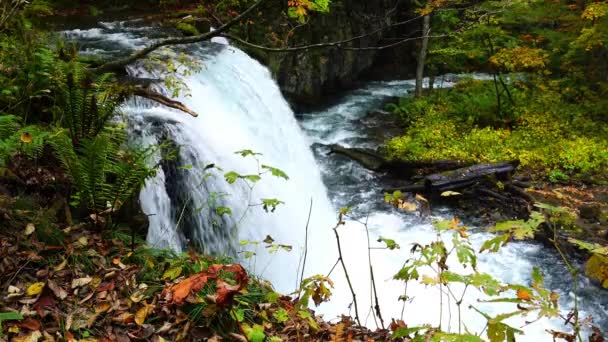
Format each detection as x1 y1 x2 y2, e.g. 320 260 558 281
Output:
585 254 608 288
175 22 199 36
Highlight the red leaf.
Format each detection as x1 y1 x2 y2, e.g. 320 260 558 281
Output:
33 295 55 315
18 318 41 331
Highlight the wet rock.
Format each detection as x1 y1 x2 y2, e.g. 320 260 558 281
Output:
580 203 602 221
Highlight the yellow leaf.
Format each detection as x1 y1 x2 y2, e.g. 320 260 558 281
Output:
441 191 462 197
20 132 32 143
396 199 417 212
77 236 88 247
53 259 67 272
26 282 45 296
8 326 19 333
135 302 150 325
12 330 41 342
24 223 35 236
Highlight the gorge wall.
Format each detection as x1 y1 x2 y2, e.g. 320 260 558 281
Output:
242 0 417 108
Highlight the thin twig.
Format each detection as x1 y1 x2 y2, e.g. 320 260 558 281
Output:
333 217 361 326
298 198 313 289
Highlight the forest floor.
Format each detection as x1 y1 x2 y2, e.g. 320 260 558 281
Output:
0 219 395 341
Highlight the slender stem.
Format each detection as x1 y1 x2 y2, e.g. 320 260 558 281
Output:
298 198 313 289
333 221 361 326
551 220 583 342
363 215 385 329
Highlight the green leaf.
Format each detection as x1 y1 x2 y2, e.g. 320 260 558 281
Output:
273 308 289 323
243 174 262 183
378 236 400 250
243 324 265 342
216 206 232 216
393 325 430 338
162 266 183 281
261 198 285 213
480 234 510 253
235 149 262 157
261 165 289 180
0 312 23 336
224 171 241 184
232 309 245 322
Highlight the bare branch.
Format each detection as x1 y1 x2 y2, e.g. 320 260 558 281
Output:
132 88 198 117
91 0 267 73
224 31 446 52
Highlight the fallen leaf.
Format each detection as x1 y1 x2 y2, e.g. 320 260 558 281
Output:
47 280 67 300
18 318 41 331
113 312 134 325
77 236 88 247
86 313 100 328
33 295 55 315
53 259 67 272
135 302 150 325
12 330 42 342
71 277 92 289
7 285 23 298
162 266 183 281
24 223 35 236
112 258 126 270
95 301 112 313
26 282 45 296
441 191 462 197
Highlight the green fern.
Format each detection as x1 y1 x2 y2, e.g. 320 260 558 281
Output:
54 63 121 146
51 127 157 213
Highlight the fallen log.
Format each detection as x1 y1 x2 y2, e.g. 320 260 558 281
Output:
384 161 519 194
326 144 470 174
424 161 519 192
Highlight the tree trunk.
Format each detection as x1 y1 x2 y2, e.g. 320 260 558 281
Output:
415 15 431 98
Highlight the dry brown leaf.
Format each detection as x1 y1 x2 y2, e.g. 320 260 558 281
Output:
95 301 112 313
18 318 42 331
71 277 92 289
113 312 135 325
47 280 67 300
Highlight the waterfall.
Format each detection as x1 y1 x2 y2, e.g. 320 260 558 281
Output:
124 44 338 292
63 23 606 337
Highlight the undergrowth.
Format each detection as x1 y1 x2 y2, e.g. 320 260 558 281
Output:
385 78 608 181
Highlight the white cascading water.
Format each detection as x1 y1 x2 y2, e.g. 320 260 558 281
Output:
124 45 339 293
63 22 606 340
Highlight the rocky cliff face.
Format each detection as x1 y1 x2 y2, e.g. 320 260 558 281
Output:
260 0 414 108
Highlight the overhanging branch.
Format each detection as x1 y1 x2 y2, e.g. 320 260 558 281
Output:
91 0 267 73
132 88 198 117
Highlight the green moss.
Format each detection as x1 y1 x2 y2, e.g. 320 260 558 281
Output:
385 79 608 179
585 254 608 288
175 22 200 36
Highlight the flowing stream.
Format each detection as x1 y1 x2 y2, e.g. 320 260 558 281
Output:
63 20 607 339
